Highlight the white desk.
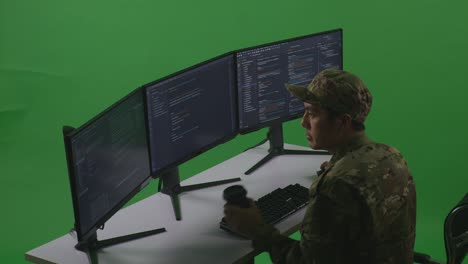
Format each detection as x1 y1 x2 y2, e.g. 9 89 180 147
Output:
26 143 331 264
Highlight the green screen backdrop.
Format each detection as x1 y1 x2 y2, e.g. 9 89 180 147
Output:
1 0 467 263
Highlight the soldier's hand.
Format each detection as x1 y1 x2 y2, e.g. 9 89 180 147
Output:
320 161 329 170
224 199 264 239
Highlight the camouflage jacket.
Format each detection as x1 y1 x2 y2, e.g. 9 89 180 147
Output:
252 134 416 264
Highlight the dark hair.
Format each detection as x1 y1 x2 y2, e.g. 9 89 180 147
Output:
324 106 365 131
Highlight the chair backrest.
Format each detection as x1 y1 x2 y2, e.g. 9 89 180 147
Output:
444 193 468 264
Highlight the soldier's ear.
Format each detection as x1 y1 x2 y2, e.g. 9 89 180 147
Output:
333 117 344 131
337 114 351 129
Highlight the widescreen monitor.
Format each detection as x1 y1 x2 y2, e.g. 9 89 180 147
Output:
144 53 237 175
236 28 343 133
63 89 152 243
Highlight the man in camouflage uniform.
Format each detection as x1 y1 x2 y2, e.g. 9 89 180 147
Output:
224 69 416 264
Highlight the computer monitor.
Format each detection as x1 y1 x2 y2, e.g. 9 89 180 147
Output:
236 28 343 133
236 29 342 174
63 89 165 251
144 53 241 220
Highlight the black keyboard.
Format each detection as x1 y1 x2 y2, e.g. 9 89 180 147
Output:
256 183 310 225
220 183 310 236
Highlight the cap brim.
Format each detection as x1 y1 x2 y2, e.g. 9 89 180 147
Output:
285 83 318 103
285 83 307 99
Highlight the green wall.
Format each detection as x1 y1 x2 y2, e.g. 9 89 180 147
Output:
1 0 467 263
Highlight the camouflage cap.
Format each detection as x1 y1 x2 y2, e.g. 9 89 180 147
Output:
285 68 372 123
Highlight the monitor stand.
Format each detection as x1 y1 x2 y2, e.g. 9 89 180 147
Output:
159 167 241 221
85 248 99 264
63 126 167 253
74 228 167 252
72 228 166 264
244 123 330 175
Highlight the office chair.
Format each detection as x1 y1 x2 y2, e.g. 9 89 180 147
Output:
414 193 468 264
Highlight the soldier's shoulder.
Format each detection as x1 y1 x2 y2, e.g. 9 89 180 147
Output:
350 141 405 165
329 141 407 183
359 140 403 158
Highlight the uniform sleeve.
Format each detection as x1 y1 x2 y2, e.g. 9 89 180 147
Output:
252 179 362 264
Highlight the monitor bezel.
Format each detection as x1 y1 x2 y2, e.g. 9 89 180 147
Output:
234 28 343 135
141 52 239 177
63 87 153 243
